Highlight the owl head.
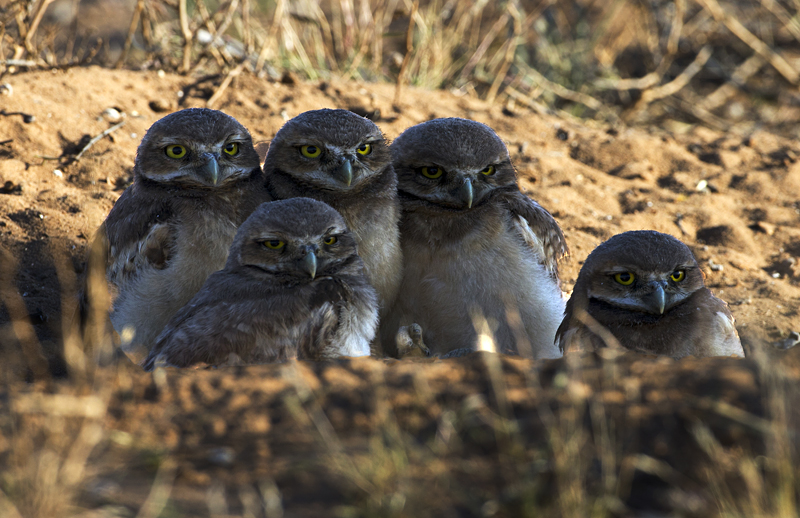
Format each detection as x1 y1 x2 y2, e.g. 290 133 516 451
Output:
391 118 517 211
262 109 391 192
135 108 261 188
228 198 360 282
578 231 704 316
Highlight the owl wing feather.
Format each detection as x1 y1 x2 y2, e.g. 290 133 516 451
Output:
101 185 177 290
78 186 176 334
501 189 568 278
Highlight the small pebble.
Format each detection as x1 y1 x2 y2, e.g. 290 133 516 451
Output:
53 169 63 178
102 108 122 122
708 259 724 272
157 69 165 77
0 83 11 96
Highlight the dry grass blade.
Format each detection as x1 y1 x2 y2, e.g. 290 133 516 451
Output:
625 45 713 121
699 53 764 111
12 394 106 418
24 0 55 56
695 0 799 84
0 489 23 518
516 58 605 113
595 0 686 91
74 120 126 162
393 0 418 107
179 0 193 72
115 0 145 69
135 457 178 518
206 61 246 108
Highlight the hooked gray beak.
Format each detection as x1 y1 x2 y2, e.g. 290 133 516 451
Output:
460 178 474 209
301 248 318 279
335 159 353 187
641 283 666 315
200 153 220 185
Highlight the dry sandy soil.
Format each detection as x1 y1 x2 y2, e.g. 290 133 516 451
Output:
1 67 800 516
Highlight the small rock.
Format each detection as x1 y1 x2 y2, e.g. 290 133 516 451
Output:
708 259 724 272
753 221 776 235
0 83 12 96
102 107 122 122
53 169 63 178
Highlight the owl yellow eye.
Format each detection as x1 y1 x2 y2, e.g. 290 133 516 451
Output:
323 236 338 245
165 145 187 159
614 272 635 285
670 270 686 282
223 142 239 156
421 166 443 179
300 145 321 158
356 143 372 156
481 165 495 176
263 240 285 250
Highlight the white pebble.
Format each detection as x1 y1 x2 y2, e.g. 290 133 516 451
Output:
102 107 122 122
53 169 63 178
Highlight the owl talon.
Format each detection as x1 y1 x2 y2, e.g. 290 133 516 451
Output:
396 323 430 358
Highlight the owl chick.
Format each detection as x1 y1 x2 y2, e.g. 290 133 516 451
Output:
261 109 402 346
88 108 265 361
142 198 378 370
556 230 744 358
384 118 568 359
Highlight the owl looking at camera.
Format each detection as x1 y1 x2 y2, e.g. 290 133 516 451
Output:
384 117 568 359
142 198 378 370
261 109 402 354
85 108 265 361
556 230 744 358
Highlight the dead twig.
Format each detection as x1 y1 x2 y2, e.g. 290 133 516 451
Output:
115 0 145 69
595 0 686 91
24 0 56 56
74 121 126 162
625 45 713 122
179 0 193 73
206 62 246 109
393 0 418 107
516 58 608 114
695 0 799 84
486 4 521 104
699 54 764 111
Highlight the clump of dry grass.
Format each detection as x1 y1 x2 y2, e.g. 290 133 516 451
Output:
3 0 800 133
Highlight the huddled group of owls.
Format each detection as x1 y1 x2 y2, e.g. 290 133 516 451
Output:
85 107 744 371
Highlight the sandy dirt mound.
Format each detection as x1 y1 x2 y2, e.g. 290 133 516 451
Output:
0 67 799 516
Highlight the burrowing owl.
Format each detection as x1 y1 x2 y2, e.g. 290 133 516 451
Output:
556 230 743 357
142 198 378 369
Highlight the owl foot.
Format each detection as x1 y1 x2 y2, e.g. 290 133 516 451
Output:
396 323 431 358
